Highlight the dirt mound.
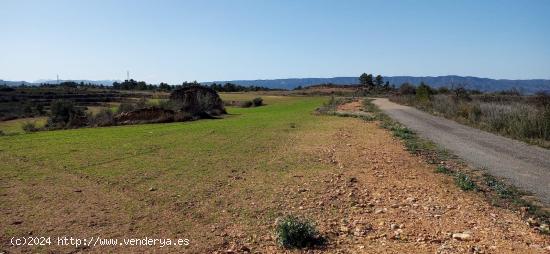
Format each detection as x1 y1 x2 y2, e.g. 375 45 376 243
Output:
114 107 177 124
170 86 226 117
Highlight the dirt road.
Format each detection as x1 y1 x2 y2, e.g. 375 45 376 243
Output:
372 98 550 205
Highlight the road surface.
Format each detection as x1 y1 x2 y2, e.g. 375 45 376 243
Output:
372 98 550 205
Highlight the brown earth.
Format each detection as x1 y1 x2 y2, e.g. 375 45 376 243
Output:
1 107 549 253
336 100 363 112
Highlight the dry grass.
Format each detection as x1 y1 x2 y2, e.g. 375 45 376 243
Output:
391 94 550 148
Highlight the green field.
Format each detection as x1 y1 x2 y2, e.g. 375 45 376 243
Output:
0 94 334 252
0 117 48 134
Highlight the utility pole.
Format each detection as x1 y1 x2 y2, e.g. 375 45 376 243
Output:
57 74 59 84
127 70 130 81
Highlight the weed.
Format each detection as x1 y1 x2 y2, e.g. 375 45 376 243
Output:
484 174 515 198
455 173 477 191
435 165 452 174
21 122 39 133
275 215 323 249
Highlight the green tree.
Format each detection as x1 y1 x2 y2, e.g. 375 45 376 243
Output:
416 82 433 102
359 73 374 88
375 75 384 87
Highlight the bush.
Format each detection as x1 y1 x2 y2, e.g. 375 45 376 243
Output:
438 87 451 94
252 97 263 107
435 165 452 174
455 173 477 191
0 130 5 136
117 102 136 113
48 100 87 128
399 83 416 95
88 108 115 127
239 100 253 108
276 216 322 249
416 82 433 102
22 122 39 133
484 174 515 198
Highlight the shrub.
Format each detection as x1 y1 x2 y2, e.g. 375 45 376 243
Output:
135 97 148 109
252 97 263 107
0 130 5 136
431 95 458 117
455 173 477 191
48 100 87 128
399 83 416 95
435 165 452 174
22 122 39 133
484 174 514 198
416 82 433 102
89 108 115 127
438 87 451 94
276 216 322 249
157 100 178 111
468 103 482 122
117 102 136 113
239 100 253 108
453 87 471 101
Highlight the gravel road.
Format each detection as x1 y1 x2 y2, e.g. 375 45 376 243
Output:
372 98 550 205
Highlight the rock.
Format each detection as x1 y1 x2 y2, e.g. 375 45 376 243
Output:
149 187 157 191
339 226 349 233
390 224 398 230
353 226 368 236
452 233 471 241
405 197 416 203
374 208 387 214
526 217 538 226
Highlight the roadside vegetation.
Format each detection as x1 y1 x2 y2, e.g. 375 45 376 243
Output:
389 84 550 148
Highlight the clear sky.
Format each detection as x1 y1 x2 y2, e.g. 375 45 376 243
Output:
1 0 549 84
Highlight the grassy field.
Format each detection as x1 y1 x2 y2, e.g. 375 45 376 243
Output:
2 94 549 253
0 94 332 252
0 117 48 134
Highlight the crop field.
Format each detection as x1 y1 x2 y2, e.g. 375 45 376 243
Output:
0 95 334 252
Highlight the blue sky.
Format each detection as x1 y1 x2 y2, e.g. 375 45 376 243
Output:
1 0 549 84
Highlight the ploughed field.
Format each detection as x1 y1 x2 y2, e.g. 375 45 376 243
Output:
0 94 548 253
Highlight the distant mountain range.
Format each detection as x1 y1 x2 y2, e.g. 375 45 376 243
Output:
3 76 550 94
0 79 118 86
205 75 550 94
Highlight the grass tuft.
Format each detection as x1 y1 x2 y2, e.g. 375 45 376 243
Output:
435 165 452 174
455 172 477 191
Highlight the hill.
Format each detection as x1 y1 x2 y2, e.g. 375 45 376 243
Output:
0 79 118 86
205 76 550 94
